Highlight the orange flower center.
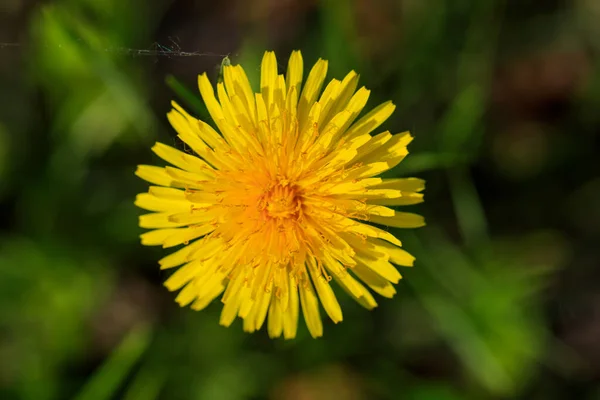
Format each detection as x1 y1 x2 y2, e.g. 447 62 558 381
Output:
260 183 302 220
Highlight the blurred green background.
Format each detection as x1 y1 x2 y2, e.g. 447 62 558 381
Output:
1 0 599 399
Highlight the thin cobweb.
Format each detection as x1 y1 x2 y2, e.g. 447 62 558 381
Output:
0 37 230 59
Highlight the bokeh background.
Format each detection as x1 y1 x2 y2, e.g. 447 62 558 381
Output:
1 0 600 399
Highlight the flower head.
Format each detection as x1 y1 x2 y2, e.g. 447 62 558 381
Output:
135 51 425 339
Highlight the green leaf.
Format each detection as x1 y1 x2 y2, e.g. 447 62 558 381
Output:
122 364 165 400
448 167 488 248
437 83 485 155
165 75 210 121
73 324 152 400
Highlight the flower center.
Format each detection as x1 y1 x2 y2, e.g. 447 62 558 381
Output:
261 183 301 220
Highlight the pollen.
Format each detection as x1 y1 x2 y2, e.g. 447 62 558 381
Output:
134 50 425 339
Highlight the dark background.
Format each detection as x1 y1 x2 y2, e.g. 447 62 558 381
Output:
1 0 599 399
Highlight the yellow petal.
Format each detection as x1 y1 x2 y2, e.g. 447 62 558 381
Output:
134 192 190 212
335 188 402 200
286 50 304 94
369 192 424 206
164 166 209 189
368 238 416 267
307 257 343 323
372 177 426 192
250 267 274 331
339 86 370 129
313 87 370 152
168 209 215 225
197 73 229 136
220 275 249 327
350 264 397 298
285 86 299 134
169 125 223 170
216 81 239 127
298 59 328 131
298 273 323 338
135 165 173 187
260 51 278 107
316 79 341 126
283 275 299 339
140 228 182 246
175 280 201 306
345 100 395 139
354 131 392 158
162 225 216 248
186 238 226 264
365 204 396 217
267 296 283 338
335 272 378 310
342 218 402 247
356 131 412 165
196 119 228 152
168 103 226 153
355 254 401 284
221 269 246 305
148 186 186 199
139 213 188 229
344 162 390 180
152 142 215 176
369 211 426 229
321 70 359 126
190 281 226 311
158 239 208 269
223 64 256 125
273 74 287 111
322 253 362 299
164 261 201 291
296 102 321 152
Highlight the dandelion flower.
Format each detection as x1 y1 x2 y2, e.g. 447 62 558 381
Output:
135 51 425 339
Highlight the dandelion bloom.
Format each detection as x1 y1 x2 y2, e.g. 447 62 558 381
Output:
135 51 425 339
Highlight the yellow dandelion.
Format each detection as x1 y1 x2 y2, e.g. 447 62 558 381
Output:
135 50 425 339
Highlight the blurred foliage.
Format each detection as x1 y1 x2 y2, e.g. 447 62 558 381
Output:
1 0 599 399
